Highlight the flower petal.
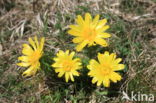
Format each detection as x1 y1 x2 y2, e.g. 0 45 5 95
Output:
92 14 100 26
68 30 80 36
22 66 37 77
114 58 122 64
69 51 75 59
39 37 45 51
100 33 111 38
58 71 64 77
65 73 70 82
114 64 125 71
96 25 110 33
29 37 36 50
96 19 107 29
92 77 98 84
34 36 39 48
110 72 122 83
95 38 108 47
18 56 29 62
103 78 110 87
70 73 74 81
22 44 33 56
76 15 84 26
76 41 88 51
65 50 69 55
69 25 82 32
72 71 79 76
85 13 92 25
72 37 83 43
87 59 100 70
97 80 102 86
17 62 30 67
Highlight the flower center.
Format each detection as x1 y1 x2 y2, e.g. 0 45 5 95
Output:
30 51 41 64
82 27 96 41
100 64 112 75
62 61 73 72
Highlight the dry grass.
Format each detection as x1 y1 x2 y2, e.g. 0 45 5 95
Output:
0 0 156 103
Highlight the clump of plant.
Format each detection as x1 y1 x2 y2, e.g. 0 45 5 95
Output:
17 13 125 88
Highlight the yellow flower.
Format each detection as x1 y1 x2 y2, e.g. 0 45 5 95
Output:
52 50 82 82
17 36 45 77
68 13 111 51
87 51 125 87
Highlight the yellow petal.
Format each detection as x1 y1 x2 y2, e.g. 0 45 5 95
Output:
53 57 59 61
76 15 84 25
70 73 74 81
88 59 100 70
72 71 79 76
107 53 116 62
65 73 70 82
92 14 100 26
103 78 110 87
73 58 81 63
114 64 125 71
97 25 110 33
97 80 102 86
55 68 61 73
17 62 30 67
18 56 29 62
76 41 88 51
22 44 33 56
39 37 45 51
92 77 98 84
22 66 37 77
69 51 75 59
85 13 92 25
88 71 92 76
100 51 110 63
22 49 33 56
96 19 107 29
72 37 83 43
58 71 64 77
34 36 39 48
97 53 103 64
114 58 122 64
76 63 82 67
68 30 80 36
110 72 122 83
28 37 36 50
65 50 69 55
69 25 81 32
88 41 95 46
57 50 64 57
95 38 108 47
100 33 111 38
104 51 110 56
52 63 61 67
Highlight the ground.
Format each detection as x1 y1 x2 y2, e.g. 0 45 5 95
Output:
0 0 156 103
